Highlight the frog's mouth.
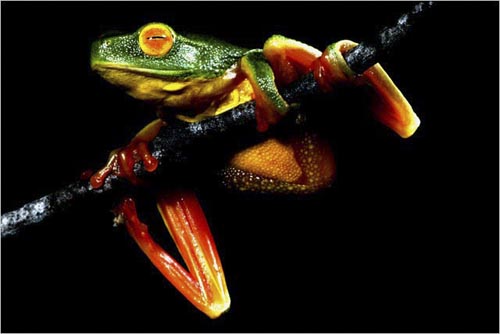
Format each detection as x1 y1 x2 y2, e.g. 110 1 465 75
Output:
92 61 194 79
92 62 192 103
91 61 245 114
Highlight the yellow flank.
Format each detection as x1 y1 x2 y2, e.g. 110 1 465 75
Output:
92 64 250 113
176 79 254 122
223 132 335 194
291 133 335 189
213 80 254 116
96 68 172 102
162 81 190 92
230 139 303 183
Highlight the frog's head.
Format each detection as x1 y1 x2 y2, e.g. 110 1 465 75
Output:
91 23 207 102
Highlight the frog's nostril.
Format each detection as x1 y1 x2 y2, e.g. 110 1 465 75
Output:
90 40 105 68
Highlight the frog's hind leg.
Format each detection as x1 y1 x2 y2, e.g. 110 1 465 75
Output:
263 35 322 86
362 63 420 138
263 36 420 138
313 40 420 138
90 118 166 189
114 190 230 319
221 131 335 195
239 36 323 132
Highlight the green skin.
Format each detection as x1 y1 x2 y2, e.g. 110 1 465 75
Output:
91 23 288 117
92 29 247 79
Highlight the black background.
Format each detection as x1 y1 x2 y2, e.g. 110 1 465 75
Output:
2 2 498 333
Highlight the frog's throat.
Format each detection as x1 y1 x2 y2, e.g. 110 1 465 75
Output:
92 62 192 102
91 62 194 79
91 62 249 113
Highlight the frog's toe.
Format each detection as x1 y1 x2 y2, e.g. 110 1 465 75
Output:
115 192 230 319
362 64 421 138
90 119 165 189
90 140 158 189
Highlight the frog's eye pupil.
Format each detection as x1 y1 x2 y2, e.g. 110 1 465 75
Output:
148 35 167 40
139 24 174 57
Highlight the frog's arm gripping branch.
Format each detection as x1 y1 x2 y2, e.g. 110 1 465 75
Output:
1 1 434 238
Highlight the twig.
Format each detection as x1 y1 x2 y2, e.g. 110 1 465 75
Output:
344 1 434 73
1 2 434 238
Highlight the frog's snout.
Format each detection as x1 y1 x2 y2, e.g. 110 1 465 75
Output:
90 39 108 70
90 32 139 71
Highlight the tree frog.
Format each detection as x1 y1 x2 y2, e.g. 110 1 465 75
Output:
89 22 420 318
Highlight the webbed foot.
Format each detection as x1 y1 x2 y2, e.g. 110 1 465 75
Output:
114 191 230 319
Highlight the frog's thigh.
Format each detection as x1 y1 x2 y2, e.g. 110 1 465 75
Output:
263 35 322 85
221 132 335 194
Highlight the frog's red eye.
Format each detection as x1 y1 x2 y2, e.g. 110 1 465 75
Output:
139 23 174 57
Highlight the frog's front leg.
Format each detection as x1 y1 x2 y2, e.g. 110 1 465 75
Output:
90 119 166 189
262 36 420 138
240 51 290 132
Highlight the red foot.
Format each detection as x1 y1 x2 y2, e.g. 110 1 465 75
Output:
312 40 420 138
80 169 94 181
90 139 158 189
115 192 230 318
90 119 165 189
